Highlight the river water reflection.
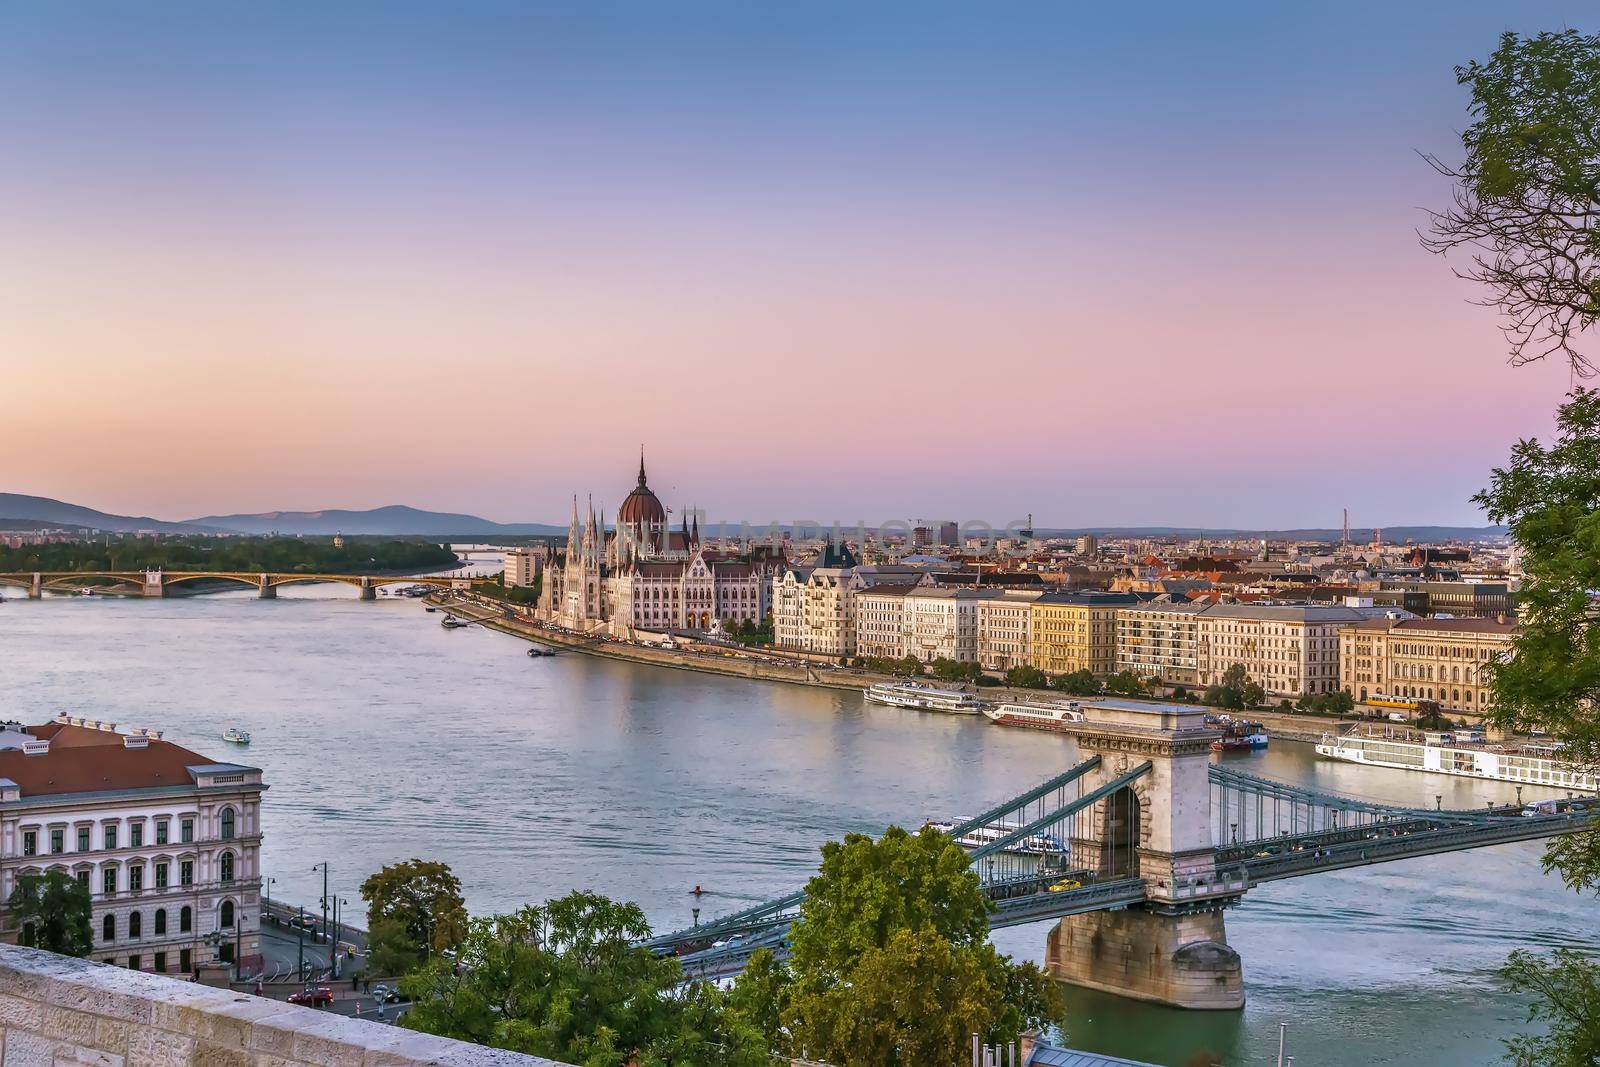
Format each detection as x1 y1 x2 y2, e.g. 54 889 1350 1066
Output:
1 586 1592 1065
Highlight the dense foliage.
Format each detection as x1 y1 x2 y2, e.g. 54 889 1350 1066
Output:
1424 30 1600 377
401 892 769 1066
1476 389 1600 890
732 826 1066 1065
725 615 773 646
8 871 92 957
1202 664 1265 711
1501 949 1600 1067
360 860 469 973
0 536 455 575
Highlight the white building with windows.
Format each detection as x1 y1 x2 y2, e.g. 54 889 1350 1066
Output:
0 716 265 978
977 590 1044 671
901 588 998 664
503 546 544 588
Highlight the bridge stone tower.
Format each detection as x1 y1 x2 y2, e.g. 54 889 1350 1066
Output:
1047 700 1245 1010
141 569 165 598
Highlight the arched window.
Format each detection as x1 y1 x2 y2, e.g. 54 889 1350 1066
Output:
180 906 192 933
103 913 115 942
128 911 141 939
220 900 234 928
1466 690 1474 703
220 808 235 841
219 852 234 883
154 909 166 935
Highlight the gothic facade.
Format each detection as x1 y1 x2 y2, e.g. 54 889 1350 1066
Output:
537 454 780 634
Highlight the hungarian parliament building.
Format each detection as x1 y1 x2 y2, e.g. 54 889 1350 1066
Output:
536 455 785 634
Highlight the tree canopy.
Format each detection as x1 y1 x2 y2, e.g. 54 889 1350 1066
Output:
400 892 768 1067
8 871 92 957
734 826 1065 1066
360 859 469 962
1476 388 1600 890
0 535 455 575
1424 30 1600 377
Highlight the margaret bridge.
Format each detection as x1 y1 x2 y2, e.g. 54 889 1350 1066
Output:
0 569 467 600
649 700 1597 1009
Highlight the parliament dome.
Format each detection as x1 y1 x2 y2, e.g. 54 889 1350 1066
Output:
618 453 666 531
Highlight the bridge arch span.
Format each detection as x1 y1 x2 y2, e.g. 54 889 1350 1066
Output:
159 573 266 591
39 573 144 591
262 574 364 590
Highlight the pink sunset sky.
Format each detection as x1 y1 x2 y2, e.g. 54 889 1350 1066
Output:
1 3 1585 528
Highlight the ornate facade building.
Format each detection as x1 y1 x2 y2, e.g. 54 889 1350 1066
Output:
537 455 779 635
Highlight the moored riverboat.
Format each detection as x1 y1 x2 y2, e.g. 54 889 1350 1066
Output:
1315 728 1598 791
862 681 984 714
983 700 1086 731
924 818 1067 855
1208 717 1269 751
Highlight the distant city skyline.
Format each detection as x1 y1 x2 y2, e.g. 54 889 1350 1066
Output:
3 2 1586 526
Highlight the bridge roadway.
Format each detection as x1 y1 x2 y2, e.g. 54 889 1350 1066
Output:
0 569 463 600
655 757 1600 980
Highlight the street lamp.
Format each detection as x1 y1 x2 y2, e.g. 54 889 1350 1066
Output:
330 896 349 976
311 863 330 957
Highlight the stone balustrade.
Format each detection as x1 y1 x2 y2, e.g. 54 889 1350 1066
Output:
0 944 570 1066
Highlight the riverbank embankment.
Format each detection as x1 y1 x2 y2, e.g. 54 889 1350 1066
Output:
431 595 1378 741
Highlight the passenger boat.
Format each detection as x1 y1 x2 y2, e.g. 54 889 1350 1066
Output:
223 728 251 745
983 700 1086 731
440 615 468 629
1209 719 1268 752
924 818 1067 855
862 682 984 714
1315 728 1598 791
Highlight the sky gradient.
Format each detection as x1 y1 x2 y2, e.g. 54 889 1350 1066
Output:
1 2 1587 528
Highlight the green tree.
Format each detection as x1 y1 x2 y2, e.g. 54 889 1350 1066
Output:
1051 669 1100 696
1501 949 1600 1066
1102 671 1148 697
1003 665 1049 689
1475 388 1600 890
735 826 1065 1065
360 859 468 962
8 871 92 957
366 915 425 977
401 892 767 1067
1424 30 1600 377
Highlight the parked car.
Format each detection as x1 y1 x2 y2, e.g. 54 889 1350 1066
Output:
288 986 334 1006
290 914 319 931
369 984 403 1004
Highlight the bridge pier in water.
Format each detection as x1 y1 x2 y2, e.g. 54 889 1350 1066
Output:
1050 701 1245 1010
141 569 165 598
357 579 376 601
28 573 42 599
257 576 276 599
1047 906 1242 1010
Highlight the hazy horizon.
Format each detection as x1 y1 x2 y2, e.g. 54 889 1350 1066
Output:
4 2 1585 526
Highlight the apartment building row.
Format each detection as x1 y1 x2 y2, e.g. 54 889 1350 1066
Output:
772 565 1518 706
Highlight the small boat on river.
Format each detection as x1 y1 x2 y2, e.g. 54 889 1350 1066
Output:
863 682 983 714
223 728 251 745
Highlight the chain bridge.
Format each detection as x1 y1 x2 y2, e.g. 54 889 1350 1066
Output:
0 569 464 600
651 700 1596 1009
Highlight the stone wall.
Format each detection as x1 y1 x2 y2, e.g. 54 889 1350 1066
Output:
0 944 568 1067
1045 907 1244 1011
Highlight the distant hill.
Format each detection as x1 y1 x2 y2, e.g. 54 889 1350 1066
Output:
183 505 565 537
0 494 219 534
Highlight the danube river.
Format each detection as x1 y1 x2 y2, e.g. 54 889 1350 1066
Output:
1 585 1591 1066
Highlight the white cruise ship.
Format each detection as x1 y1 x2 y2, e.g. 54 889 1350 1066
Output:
924 819 1067 855
1315 729 1598 792
983 700 1087 732
863 682 984 714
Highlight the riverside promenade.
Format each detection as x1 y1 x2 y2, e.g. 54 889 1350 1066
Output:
430 595 1370 742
